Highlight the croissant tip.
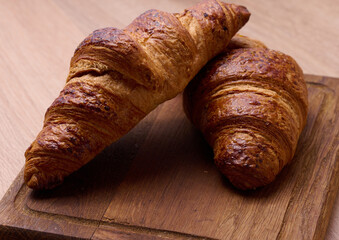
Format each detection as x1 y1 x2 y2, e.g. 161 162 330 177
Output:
25 167 65 190
237 5 250 20
25 173 41 190
225 3 251 27
237 5 251 27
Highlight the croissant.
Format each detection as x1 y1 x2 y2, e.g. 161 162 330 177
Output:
183 35 308 190
24 0 250 189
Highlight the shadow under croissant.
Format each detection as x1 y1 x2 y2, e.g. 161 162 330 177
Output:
28 94 313 205
28 101 214 200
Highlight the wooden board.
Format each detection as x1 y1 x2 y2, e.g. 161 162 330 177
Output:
0 75 338 240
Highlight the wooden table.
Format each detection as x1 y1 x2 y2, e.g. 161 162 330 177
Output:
0 0 338 239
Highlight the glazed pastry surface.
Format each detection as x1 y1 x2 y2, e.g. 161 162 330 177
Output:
183 35 308 189
24 0 250 189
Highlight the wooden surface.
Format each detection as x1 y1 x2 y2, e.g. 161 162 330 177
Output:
0 0 338 239
0 75 338 240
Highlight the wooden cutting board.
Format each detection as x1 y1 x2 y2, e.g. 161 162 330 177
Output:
0 74 338 240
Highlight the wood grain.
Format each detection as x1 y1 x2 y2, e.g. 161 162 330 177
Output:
0 0 338 239
0 75 338 239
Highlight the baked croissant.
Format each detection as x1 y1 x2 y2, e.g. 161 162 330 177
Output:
24 0 250 189
183 35 308 190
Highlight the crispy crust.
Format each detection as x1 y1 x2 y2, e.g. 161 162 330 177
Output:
24 0 250 189
183 36 308 190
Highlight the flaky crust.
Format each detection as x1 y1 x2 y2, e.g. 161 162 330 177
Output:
183 36 308 190
24 0 250 189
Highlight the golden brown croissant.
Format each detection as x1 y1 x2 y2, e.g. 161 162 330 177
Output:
183 35 308 190
24 0 250 189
